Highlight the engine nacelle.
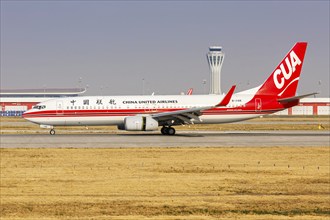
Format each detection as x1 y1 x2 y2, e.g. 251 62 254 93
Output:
118 116 158 131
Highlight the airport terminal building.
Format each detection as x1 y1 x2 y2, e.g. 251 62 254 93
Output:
0 88 86 116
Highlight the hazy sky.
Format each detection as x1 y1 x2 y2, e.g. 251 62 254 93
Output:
1 1 329 96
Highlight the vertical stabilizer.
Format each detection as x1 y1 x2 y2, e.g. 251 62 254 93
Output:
255 42 307 98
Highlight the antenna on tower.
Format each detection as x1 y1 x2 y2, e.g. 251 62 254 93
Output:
207 46 225 94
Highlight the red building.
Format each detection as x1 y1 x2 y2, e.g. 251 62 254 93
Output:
274 98 330 116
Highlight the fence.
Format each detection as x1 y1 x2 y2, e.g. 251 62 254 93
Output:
0 111 25 117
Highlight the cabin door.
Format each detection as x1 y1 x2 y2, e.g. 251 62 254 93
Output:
56 101 64 115
255 98 262 112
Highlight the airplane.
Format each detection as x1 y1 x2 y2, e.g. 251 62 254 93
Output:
23 42 315 135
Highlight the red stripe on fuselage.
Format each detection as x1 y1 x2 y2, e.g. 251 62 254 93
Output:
23 107 279 118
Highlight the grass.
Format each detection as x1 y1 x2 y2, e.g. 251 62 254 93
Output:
1 147 329 219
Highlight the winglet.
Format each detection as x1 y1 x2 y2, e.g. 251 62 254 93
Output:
216 85 236 107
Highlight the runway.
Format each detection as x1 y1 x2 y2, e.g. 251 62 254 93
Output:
1 131 329 148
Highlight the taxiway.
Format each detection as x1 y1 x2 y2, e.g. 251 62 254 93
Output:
1 131 329 148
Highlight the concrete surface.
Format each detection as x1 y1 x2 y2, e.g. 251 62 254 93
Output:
1 131 329 148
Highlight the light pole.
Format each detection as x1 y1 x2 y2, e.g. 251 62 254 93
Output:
142 78 145 95
318 80 322 97
43 84 46 97
78 77 82 92
85 84 89 94
202 79 207 94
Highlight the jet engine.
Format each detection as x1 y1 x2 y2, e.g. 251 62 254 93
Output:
117 116 158 131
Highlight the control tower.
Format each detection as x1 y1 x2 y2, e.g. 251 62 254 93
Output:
207 46 225 94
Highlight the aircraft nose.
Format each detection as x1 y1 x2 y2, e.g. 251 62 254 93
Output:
22 109 41 124
22 109 33 119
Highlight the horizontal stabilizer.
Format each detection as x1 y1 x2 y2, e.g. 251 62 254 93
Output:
277 92 318 103
216 85 236 107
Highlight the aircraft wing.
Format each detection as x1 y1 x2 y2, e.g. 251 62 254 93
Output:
152 85 236 125
152 106 210 124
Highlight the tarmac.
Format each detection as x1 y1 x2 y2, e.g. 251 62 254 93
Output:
1 131 329 148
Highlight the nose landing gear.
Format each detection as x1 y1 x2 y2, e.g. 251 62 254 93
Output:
161 126 176 135
49 129 56 135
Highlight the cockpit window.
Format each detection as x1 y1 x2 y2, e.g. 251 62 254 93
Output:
32 105 46 110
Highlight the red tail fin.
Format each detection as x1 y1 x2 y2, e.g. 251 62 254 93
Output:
256 42 307 98
186 88 193 95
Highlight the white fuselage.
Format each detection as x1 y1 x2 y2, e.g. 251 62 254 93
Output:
23 92 265 127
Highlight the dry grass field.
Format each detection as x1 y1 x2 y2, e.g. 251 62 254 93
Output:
1 147 329 219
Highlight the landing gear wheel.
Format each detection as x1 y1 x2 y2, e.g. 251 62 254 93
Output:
161 126 168 135
50 129 55 135
161 126 175 135
167 127 175 135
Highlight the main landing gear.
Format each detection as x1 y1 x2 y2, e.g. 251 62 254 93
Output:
161 126 176 135
49 129 56 135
